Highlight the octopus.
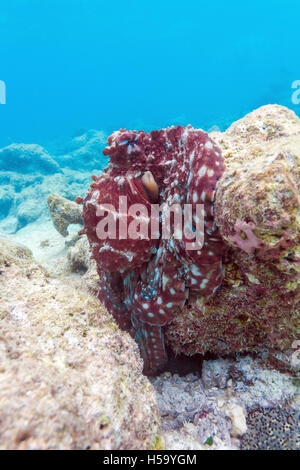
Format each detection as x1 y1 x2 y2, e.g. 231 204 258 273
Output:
78 125 226 374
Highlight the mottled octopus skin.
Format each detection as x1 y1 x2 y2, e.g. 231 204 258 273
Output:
79 126 226 374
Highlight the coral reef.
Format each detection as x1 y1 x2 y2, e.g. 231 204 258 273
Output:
165 105 300 364
79 126 225 374
0 239 159 450
47 193 83 237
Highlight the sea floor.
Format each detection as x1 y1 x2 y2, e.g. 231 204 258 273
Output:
0 217 81 275
1 219 299 450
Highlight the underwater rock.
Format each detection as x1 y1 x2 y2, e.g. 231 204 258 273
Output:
151 372 237 449
79 126 226 374
47 193 83 237
0 239 159 450
67 234 95 273
50 129 108 171
0 143 61 174
165 105 300 363
0 185 14 217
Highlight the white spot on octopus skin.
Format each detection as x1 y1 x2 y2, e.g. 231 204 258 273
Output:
98 245 135 262
198 165 207 178
162 274 169 290
191 265 202 276
207 169 215 177
200 279 209 289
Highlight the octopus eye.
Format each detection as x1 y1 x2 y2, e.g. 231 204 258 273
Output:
141 171 159 202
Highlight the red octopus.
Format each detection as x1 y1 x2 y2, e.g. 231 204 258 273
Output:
78 126 226 374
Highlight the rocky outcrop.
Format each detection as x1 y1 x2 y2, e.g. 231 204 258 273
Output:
0 239 159 450
0 131 108 234
47 193 83 237
166 105 300 365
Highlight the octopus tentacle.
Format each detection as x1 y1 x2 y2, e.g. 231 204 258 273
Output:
131 312 167 374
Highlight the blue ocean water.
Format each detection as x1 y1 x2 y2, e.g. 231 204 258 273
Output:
0 0 300 148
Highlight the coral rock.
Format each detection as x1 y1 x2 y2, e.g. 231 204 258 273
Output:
0 239 159 450
47 193 83 237
67 234 95 273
